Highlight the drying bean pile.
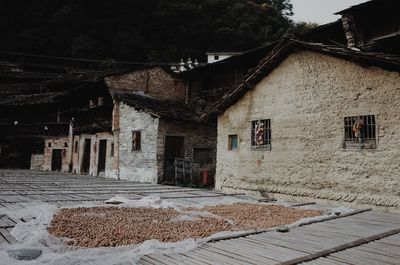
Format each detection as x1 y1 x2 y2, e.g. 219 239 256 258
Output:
192 203 322 230
48 204 321 248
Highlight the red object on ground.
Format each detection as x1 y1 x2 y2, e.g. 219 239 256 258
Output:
202 170 209 186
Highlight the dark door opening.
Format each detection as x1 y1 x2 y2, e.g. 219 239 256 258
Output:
81 139 91 174
97 140 107 175
163 136 184 184
51 149 62 171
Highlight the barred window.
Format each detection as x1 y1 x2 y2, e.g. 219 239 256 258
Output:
251 119 271 151
344 115 376 149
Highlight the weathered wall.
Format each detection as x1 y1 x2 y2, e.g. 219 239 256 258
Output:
43 137 70 172
30 154 44 170
105 67 186 103
118 103 159 183
71 132 117 178
157 120 217 184
217 50 400 210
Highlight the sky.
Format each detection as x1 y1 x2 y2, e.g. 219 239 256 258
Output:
291 0 368 24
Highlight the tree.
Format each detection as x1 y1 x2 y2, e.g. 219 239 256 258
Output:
1 0 295 63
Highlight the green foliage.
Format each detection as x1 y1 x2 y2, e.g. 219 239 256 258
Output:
291 22 320 36
1 0 294 62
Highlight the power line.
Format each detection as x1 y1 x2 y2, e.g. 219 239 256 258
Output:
0 50 181 66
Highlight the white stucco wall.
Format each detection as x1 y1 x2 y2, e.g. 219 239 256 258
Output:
118 103 159 183
217 50 400 210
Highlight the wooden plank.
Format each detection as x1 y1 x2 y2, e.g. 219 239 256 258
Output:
301 257 349 265
201 245 274 265
330 252 392 265
277 228 400 265
203 242 278 264
338 247 400 264
0 233 8 244
191 248 247 265
142 254 180 265
0 228 16 243
176 252 216 265
214 238 306 261
242 237 316 254
164 253 211 265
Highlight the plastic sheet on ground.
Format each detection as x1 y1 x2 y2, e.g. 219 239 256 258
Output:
0 196 352 265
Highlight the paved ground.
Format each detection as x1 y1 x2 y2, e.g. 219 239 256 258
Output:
1 170 400 265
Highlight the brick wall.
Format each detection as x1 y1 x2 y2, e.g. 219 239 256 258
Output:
105 67 186 103
157 120 217 184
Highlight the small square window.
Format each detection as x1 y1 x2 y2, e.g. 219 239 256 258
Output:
64 142 68 148
132 131 141 151
343 115 376 149
110 142 115 157
214 55 219 60
228 135 238 150
48 142 52 147
251 119 271 151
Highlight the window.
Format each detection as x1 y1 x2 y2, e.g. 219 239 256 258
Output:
214 55 219 60
64 142 68 148
344 115 376 149
48 142 52 147
132 131 141 151
74 141 78 153
193 148 213 163
228 135 238 150
251 119 271 150
110 142 114 157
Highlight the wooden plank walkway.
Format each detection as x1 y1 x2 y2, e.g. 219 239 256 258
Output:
1 170 400 265
142 211 400 264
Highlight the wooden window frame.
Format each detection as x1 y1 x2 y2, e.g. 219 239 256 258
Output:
110 142 115 157
343 115 377 149
251 119 271 151
228 135 238 151
132 131 142 151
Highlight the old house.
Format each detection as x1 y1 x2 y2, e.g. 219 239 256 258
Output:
35 45 277 185
34 66 217 185
201 38 400 209
303 0 400 54
0 61 74 169
0 45 273 186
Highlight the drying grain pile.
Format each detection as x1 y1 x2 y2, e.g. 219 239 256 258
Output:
48 203 321 248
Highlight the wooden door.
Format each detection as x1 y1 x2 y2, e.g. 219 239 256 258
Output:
51 149 62 171
81 139 91 174
97 140 107 174
163 136 184 184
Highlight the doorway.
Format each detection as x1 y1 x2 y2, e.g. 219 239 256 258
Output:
81 139 91 174
97 140 107 175
163 136 184 184
51 149 62 171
